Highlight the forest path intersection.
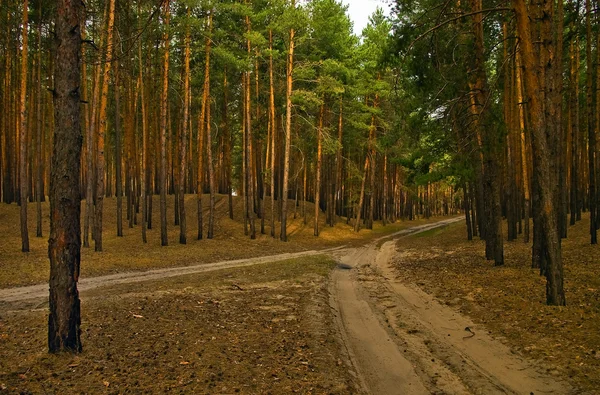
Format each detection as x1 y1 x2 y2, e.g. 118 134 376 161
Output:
0 218 572 394
329 217 573 394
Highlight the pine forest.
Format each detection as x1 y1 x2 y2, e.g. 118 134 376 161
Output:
1 0 600 393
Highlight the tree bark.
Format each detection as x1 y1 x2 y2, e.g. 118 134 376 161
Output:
48 0 83 353
179 8 191 245
585 0 596 244
159 0 170 246
281 0 295 242
314 103 324 237
19 0 30 252
115 53 123 237
94 0 116 252
35 2 43 238
513 0 566 306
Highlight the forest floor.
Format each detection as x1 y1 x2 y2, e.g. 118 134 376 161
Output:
390 215 600 393
0 199 595 393
0 194 441 288
0 256 358 394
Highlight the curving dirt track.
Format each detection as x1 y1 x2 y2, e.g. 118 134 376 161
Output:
329 218 573 394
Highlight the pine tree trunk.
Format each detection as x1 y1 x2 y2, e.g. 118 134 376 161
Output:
94 0 116 252
280 5 295 242
19 0 29 252
569 37 579 227
115 55 123 238
585 0 597 244
179 9 191 245
206 80 216 240
139 38 148 244
197 13 212 240
159 0 170 247
48 0 83 353
513 0 566 306
269 31 276 237
516 50 531 243
314 103 324 237
35 2 43 238
468 0 503 266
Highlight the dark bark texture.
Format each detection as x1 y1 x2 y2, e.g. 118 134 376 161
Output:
48 0 83 353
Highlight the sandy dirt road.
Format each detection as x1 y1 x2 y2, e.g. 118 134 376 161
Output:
329 217 573 394
0 247 345 305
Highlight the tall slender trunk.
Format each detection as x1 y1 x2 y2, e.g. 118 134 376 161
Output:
206 73 216 239
469 0 503 266
382 154 388 226
159 0 170 246
586 0 596 244
139 32 148 244
179 9 191 245
335 98 343 221
269 30 277 237
84 21 103 247
115 54 123 237
35 2 43 238
569 36 579 226
354 152 369 232
19 0 29 252
516 50 531 243
223 70 233 220
48 0 83 353
197 12 212 240
314 103 324 236
280 0 295 242
94 0 116 252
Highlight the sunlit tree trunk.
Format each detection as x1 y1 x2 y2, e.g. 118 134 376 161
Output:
19 0 29 252
198 12 212 240
513 0 566 306
314 103 324 236
115 52 123 237
280 0 295 242
94 0 116 252
159 0 170 246
179 8 191 245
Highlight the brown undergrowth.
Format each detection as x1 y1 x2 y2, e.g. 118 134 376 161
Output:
0 195 445 288
392 216 600 393
0 256 358 394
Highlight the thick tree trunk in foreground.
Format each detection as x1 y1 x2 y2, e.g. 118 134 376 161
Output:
48 0 83 353
513 0 566 306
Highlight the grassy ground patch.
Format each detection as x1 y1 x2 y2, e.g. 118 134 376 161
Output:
392 216 600 393
0 256 357 394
